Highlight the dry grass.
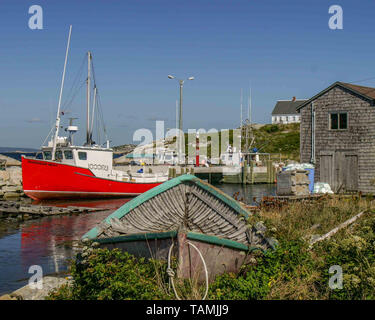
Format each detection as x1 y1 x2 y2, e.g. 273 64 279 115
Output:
256 195 372 242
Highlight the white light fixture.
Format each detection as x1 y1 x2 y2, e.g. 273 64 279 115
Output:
168 75 175 79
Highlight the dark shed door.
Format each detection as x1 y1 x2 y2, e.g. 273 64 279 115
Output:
343 153 358 192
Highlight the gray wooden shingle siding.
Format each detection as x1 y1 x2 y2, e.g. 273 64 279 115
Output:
300 85 375 193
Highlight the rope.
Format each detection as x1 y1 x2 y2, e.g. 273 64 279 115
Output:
40 125 55 149
167 242 180 300
167 241 209 300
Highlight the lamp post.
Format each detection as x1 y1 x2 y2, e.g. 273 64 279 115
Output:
168 75 194 164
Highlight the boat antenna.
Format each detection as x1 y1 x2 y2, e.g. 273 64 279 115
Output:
248 85 252 125
52 25 72 160
240 88 243 152
90 85 97 144
86 51 92 146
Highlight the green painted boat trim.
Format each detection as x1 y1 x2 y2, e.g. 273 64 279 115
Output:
93 230 178 244
186 232 265 252
90 229 265 253
82 174 252 240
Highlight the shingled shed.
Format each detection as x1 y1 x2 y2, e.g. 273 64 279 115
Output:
297 81 375 193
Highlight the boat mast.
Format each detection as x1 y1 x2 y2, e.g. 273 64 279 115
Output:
90 85 97 144
52 25 72 160
240 88 243 153
86 51 92 145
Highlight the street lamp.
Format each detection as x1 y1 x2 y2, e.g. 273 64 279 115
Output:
167 75 194 134
168 74 195 164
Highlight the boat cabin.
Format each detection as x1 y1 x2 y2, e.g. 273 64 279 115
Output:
41 145 114 179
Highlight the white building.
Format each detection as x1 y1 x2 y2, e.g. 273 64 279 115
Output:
271 98 307 124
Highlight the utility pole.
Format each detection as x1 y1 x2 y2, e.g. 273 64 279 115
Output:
179 80 183 133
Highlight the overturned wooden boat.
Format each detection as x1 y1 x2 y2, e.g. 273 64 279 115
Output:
83 174 276 283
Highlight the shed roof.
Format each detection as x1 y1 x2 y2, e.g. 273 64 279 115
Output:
271 99 308 115
297 81 375 111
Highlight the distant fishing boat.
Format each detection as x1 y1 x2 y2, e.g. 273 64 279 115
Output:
22 26 167 200
83 174 276 283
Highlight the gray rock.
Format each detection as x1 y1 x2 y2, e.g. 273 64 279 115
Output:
10 276 72 300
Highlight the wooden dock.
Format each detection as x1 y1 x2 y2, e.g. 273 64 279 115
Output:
167 161 277 185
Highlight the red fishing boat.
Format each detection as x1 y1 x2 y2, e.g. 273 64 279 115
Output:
22 26 167 201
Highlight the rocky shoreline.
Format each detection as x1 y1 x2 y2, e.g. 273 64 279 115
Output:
0 276 73 300
0 167 25 201
0 200 105 222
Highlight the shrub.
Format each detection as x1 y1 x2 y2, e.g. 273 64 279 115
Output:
315 214 375 300
48 247 172 300
209 239 314 300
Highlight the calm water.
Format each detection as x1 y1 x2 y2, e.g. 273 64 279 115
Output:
0 184 275 295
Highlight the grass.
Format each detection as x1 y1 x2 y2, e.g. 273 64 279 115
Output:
208 195 375 300
250 123 300 161
183 123 300 162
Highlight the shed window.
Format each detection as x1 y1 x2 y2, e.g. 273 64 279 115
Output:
330 113 347 130
78 152 87 160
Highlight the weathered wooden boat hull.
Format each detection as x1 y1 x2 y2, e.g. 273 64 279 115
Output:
83 174 276 283
95 230 263 283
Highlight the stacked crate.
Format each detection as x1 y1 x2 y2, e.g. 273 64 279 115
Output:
276 170 310 196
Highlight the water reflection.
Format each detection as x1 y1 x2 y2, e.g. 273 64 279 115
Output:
0 198 130 295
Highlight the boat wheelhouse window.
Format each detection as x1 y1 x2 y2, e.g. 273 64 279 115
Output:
43 151 52 160
78 151 87 160
55 150 63 160
64 150 73 160
330 113 347 130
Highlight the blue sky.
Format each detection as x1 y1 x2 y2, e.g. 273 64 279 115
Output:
1 0 375 148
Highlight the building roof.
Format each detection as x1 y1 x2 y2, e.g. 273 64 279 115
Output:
271 99 308 115
297 81 375 111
